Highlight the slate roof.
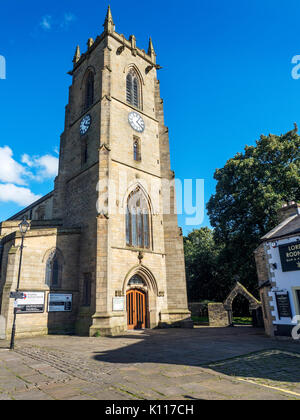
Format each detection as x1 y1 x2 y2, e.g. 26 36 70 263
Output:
262 214 300 241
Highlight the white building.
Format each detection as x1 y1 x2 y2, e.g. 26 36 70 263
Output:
255 202 300 337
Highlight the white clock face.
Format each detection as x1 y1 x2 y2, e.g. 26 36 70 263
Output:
80 115 91 135
128 112 145 133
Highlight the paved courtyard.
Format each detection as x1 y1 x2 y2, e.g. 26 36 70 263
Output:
0 327 299 400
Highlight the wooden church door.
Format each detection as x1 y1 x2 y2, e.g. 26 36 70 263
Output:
126 289 146 330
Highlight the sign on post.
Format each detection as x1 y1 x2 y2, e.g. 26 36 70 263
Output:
10 292 25 300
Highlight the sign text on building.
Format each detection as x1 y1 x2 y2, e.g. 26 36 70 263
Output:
279 241 300 272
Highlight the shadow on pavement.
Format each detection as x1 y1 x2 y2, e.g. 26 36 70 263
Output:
92 327 300 385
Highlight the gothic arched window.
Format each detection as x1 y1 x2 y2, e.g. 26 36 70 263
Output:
85 71 94 110
45 250 62 288
126 188 150 249
126 69 140 109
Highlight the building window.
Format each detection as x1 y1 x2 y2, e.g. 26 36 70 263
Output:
36 205 45 221
133 137 141 161
126 69 140 109
126 188 150 249
81 137 88 166
85 71 94 110
82 273 92 307
128 275 146 286
297 290 300 311
45 250 62 288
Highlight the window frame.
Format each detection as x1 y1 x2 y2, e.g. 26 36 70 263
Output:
45 250 63 289
126 188 151 250
84 71 94 111
133 136 141 162
82 273 92 307
81 136 89 167
126 69 141 109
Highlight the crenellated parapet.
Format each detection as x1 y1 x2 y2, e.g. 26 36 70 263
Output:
69 6 160 75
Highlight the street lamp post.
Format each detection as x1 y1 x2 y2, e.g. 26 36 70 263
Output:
10 217 30 351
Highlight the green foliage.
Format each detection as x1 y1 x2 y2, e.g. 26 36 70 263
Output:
185 126 300 302
207 125 300 295
191 316 209 325
184 228 226 301
233 317 252 325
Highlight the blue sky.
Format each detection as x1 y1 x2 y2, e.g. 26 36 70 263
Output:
1 0 300 234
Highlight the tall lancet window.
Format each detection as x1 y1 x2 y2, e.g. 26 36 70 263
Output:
85 71 94 110
126 188 150 249
126 69 140 109
133 137 141 161
45 250 63 288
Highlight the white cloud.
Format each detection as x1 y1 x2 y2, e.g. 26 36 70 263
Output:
21 153 59 181
0 184 41 207
34 155 59 180
0 146 29 185
21 153 34 168
0 145 58 212
39 13 76 32
60 13 76 29
40 15 52 31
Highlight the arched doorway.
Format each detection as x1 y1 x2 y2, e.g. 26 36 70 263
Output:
223 282 263 327
232 294 252 325
127 289 147 330
126 274 148 330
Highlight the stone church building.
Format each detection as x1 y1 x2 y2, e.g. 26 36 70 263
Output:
0 7 191 338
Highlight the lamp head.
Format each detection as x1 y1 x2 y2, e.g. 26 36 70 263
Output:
19 217 30 236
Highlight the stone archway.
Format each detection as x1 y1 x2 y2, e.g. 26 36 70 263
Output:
208 282 263 328
123 266 159 329
223 282 262 326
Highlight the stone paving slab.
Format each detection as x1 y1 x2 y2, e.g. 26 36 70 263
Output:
207 349 300 395
0 327 299 400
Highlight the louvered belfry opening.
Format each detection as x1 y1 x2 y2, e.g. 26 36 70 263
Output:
126 69 140 108
85 72 94 110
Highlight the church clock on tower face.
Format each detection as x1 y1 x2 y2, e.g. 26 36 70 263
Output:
80 114 91 136
128 112 145 133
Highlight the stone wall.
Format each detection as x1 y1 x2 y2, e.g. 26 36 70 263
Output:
188 302 208 318
8 192 54 222
254 243 275 336
0 315 5 339
208 303 230 327
0 226 81 339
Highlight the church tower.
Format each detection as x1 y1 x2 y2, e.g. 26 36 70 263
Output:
52 7 191 336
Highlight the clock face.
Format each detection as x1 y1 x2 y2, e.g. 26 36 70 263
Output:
80 114 91 135
128 112 145 133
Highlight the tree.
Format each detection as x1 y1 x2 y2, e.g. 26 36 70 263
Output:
184 228 225 302
207 125 300 295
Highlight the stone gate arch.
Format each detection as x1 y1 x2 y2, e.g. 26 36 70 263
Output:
208 282 263 328
223 282 262 326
